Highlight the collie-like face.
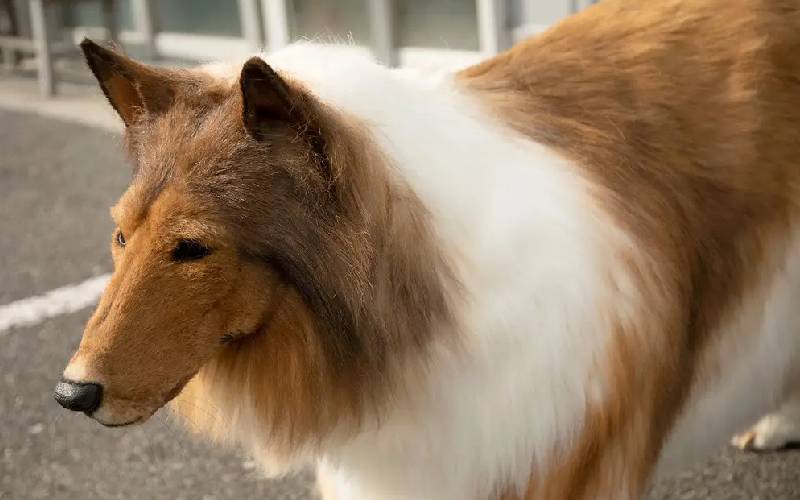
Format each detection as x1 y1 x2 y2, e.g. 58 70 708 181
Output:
57 41 453 462
64 185 280 426
56 40 333 426
57 41 451 437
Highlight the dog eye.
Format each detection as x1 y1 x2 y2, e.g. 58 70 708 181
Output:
116 231 126 247
172 239 211 262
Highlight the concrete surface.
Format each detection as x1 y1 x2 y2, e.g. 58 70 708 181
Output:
0 73 121 132
1 107 799 500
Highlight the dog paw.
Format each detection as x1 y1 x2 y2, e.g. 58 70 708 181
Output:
732 413 800 451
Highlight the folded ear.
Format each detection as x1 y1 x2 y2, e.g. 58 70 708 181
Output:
239 57 300 139
80 38 175 126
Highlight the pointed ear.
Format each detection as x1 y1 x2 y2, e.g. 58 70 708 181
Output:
240 57 298 139
80 38 175 126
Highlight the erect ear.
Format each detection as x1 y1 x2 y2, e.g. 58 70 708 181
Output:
239 58 331 177
80 38 176 126
239 57 299 139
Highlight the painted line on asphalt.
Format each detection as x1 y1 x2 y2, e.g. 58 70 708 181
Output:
0 274 111 334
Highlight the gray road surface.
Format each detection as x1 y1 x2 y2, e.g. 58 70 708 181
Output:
1 109 798 499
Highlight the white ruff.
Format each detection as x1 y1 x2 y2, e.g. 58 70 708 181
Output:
256 45 634 500
204 45 799 499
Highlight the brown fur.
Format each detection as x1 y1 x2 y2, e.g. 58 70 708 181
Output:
462 0 800 497
68 42 456 452
66 0 800 495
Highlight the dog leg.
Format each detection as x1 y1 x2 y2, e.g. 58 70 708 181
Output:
316 461 350 500
732 389 800 451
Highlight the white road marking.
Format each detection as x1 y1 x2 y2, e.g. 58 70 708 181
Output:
0 274 111 334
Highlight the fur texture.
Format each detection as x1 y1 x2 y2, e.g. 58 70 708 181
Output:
59 0 800 498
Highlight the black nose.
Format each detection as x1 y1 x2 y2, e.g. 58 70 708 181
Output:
53 379 103 414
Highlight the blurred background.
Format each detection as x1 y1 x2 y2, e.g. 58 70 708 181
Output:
1 1 799 499
0 0 597 95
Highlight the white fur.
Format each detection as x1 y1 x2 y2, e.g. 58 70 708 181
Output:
209 44 800 499
62 356 92 383
656 230 800 477
255 44 647 499
731 389 800 451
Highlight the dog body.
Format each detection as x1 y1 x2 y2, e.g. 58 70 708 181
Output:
243 44 640 499
58 0 800 498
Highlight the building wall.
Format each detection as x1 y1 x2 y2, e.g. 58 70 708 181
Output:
58 0 596 64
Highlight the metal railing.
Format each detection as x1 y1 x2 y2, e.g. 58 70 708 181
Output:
1 0 592 97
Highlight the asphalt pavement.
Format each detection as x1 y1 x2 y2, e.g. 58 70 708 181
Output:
1 108 798 499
